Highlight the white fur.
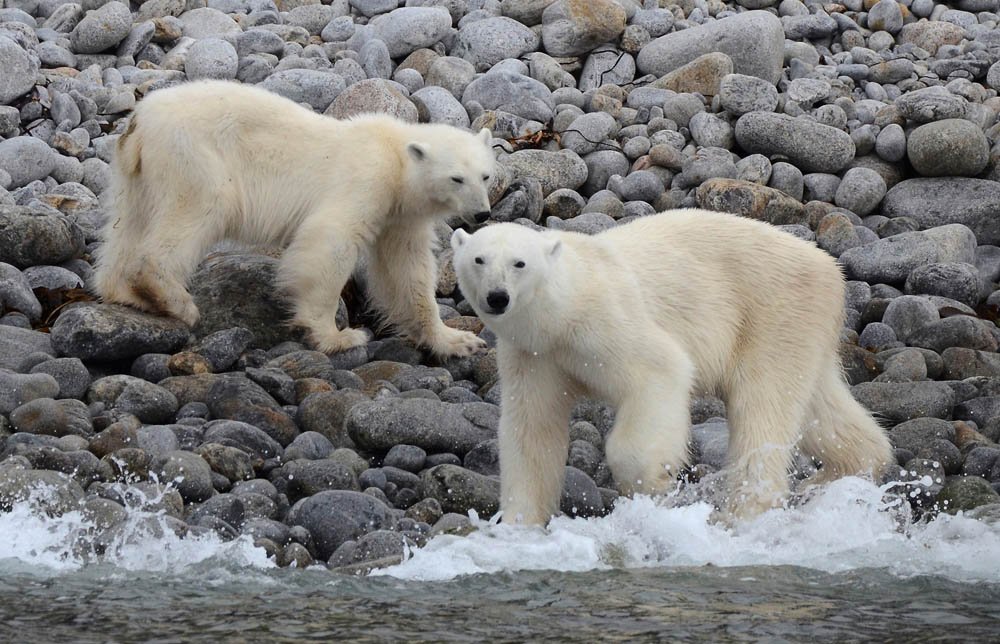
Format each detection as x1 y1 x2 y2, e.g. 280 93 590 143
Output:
451 210 893 525
94 80 496 357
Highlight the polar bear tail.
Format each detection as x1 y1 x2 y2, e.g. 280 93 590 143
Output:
799 366 895 484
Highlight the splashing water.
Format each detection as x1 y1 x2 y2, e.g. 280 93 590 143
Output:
0 483 271 577
0 477 997 641
378 477 1000 583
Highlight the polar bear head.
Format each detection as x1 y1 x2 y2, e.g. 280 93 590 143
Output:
406 127 495 225
451 223 562 320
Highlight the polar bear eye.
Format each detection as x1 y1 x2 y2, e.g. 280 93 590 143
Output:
483 174 491 182
452 176 465 184
474 257 485 265
513 260 525 268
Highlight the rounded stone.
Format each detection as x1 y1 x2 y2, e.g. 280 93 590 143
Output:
875 123 906 163
184 38 238 81
369 7 452 59
0 138 55 189
834 167 887 216
906 119 989 178
70 1 131 54
152 450 215 503
259 69 346 113
718 73 779 116
325 79 418 122
451 17 539 72
540 0 627 58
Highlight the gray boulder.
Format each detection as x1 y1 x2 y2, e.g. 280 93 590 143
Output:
286 490 393 560
50 304 191 362
0 35 38 105
452 17 539 72
734 112 855 173
637 11 785 84
347 399 498 455
882 179 1000 246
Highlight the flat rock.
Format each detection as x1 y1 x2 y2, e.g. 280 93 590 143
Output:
895 87 968 123
206 376 298 447
185 37 238 81
898 20 964 55
151 450 214 503
888 417 956 454
735 112 855 173
851 381 956 422
346 399 498 455
637 11 784 84
203 419 284 461
178 7 241 39
839 224 977 284
937 475 1000 514
0 370 60 415
881 179 1000 245
500 149 587 195
0 326 52 370
718 73 779 116
0 263 40 322
0 468 84 516
50 304 191 362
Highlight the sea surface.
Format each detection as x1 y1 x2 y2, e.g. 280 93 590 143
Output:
2 477 999 643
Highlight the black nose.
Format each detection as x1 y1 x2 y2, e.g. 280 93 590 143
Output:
474 210 491 223
486 289 509 313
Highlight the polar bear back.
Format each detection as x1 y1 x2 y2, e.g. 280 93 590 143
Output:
590 209 846 387
117 80 494 245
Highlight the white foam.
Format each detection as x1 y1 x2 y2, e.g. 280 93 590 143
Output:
377 477 1000 583
0 485 272 577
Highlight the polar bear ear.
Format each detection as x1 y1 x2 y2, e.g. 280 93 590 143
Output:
547 238 562 259
477 128 492 146
406 142 429 161
451 228 470 251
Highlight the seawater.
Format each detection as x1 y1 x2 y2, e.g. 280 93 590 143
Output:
1 477 999 643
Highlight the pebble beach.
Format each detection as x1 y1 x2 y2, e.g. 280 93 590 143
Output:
1 0 1000 586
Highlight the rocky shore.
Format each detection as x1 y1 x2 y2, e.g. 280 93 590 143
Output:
2 0 1000 571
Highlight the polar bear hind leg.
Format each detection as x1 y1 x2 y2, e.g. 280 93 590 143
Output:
797 365 893 485
723 344 825 520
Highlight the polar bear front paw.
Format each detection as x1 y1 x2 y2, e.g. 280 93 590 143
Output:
429 326 486 358
309 327 370 355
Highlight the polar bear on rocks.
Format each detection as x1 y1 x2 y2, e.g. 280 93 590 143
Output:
94 80 495 357
451 209 893 525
